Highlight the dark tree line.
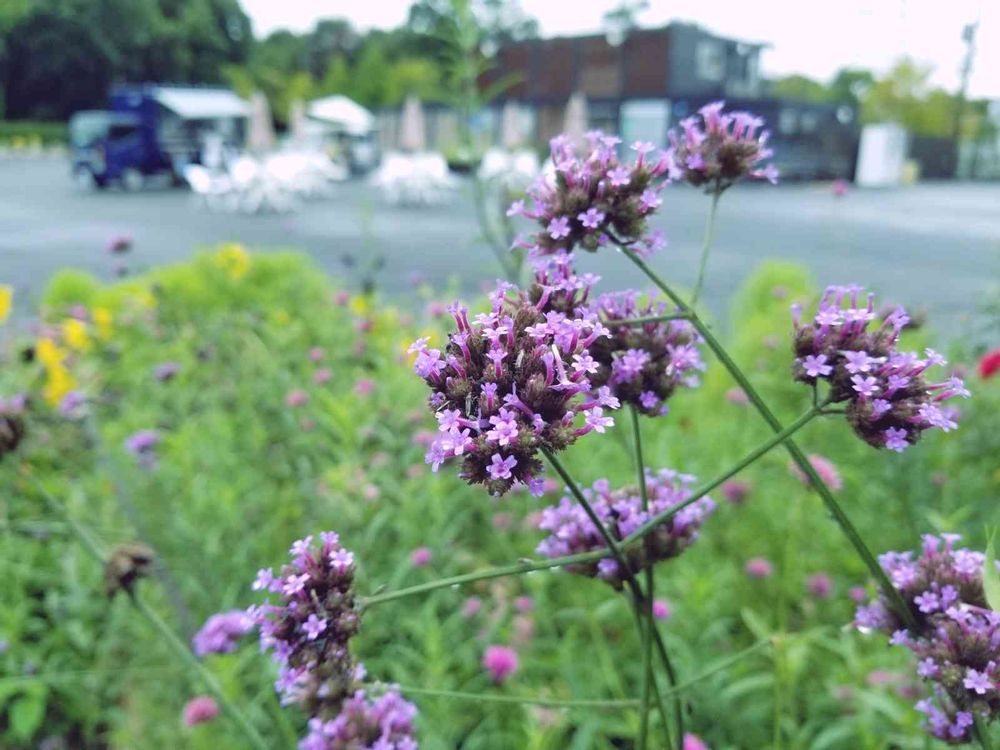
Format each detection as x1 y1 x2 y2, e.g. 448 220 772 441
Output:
0 0 538 123
0 0 252 119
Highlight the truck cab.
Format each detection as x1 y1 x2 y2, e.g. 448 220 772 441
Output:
69 85 248 189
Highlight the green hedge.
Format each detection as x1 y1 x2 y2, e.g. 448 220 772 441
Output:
0 120 67 146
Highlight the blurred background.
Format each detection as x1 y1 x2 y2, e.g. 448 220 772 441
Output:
1 0 999 334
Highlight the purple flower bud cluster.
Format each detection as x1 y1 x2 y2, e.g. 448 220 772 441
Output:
124 429 161 469
588 290 705 416
300 687 418 750
411 281 619 496
192 609 253 657
666 101 778 191
535 470 716 589
509 132 671 257
854 534 1000 742
791 285 969 452
248 532 361 718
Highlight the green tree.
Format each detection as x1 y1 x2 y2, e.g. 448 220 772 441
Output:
771 74 831 103
860 57 954 137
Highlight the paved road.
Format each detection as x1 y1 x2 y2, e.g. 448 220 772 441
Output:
2 157 998 337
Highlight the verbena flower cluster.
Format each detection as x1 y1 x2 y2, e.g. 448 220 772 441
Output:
509 131 671 257
411 281 619 496
248 532 361 717
588 290 704 416
666 101 778 191
192 609 253 657
855 534 999 743
536 469 716 589
300 687 418 750
792 285 969 452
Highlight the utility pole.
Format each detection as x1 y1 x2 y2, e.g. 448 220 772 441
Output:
951 21 978 178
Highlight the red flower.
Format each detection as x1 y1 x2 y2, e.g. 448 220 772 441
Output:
980 348 1000 380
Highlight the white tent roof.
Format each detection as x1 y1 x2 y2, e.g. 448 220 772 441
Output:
307 95 375 135
154 87 250 120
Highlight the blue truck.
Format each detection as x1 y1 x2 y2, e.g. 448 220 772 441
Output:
69 84 249 189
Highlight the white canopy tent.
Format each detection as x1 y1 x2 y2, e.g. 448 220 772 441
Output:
152 88 250 120
307 95 376 135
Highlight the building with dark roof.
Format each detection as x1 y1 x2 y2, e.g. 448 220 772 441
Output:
479 22 857 179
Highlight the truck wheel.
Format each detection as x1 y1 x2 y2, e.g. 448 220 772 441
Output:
121 168 144 192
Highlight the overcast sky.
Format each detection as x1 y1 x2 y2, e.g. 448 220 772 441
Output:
241 0 1000 98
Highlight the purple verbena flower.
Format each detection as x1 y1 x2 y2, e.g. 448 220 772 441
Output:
513 131 673 257
854 534 1000 742
248 533 360 716
536 469 715 590
299 687 418 750
792 285 968 452
666 102 778 192
192 610 253 657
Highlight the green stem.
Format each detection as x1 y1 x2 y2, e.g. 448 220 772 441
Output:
621 247 919 632
364 408 822 610
361 549 609 608
623 406 822 546
376 684 639 708
544 448 681 748
631 407 654 750
32 481 270 750
663 639 771 698
690 189 720 306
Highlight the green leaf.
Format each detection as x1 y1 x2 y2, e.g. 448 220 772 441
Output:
984 527 1000 612
9 690 47 742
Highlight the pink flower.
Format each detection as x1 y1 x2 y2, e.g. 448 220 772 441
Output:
285 389 309 407
410 547 432 567
314 368 333 384
848 585 868 603
492 512 512 531
362 484 379 501
789 454 842 491
483 645 519 683
309 347 325 362
807 572 833 599
514 596 533 613
333 291 350 306
725 388 749 405
832 178 849 197
652 599 672 620
461 597 482 618
683 733 710 750
182 696 219 727
745 557 774 579
721 480 750 504
354 379 375 396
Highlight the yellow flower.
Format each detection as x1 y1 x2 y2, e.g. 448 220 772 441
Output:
62 318 91 352
214 243 251 280
43 365 76 406
93 307 113 340
0 284 11 323
349 295 372 316
36 338 66 369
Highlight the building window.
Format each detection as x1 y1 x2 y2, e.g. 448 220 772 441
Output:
779 109 798 135
696 41 724 82
800 111 820 133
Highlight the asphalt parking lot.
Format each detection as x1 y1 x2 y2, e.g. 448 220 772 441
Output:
2 156 998 338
